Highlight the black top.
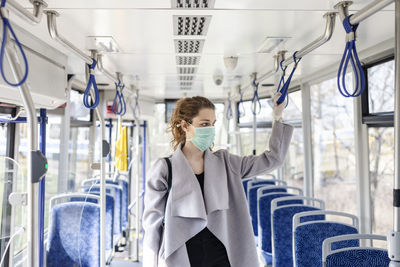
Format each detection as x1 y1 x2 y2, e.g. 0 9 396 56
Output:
195 172 205 197
186 172 231 267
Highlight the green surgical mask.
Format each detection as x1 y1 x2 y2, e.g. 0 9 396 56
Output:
187 125 216 151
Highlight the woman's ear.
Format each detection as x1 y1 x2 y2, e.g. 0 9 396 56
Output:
181 120 189 133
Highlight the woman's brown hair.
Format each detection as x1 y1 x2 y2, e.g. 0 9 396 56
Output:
168 96 215 150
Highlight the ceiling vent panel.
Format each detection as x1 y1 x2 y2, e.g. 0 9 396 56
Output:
173 16 211 36
177 67 197 75
171 0 215 9
179 76 195 81
174 39 205 54
176 56 201 66
180 81 193 87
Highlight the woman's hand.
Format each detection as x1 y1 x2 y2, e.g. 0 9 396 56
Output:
273 92 286 122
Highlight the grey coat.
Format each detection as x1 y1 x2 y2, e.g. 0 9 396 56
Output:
142 121 294 267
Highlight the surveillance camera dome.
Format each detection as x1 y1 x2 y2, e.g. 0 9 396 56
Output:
213 73 224 86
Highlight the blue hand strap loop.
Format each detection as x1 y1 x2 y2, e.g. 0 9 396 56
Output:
0 0 29 87
277 51 302 105
237 87 245 118
112 79 126 115
337 15 365 98
251 79 261 115
226 96 233 120
83 58 100 109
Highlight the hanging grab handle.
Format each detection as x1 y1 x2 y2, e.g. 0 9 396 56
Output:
112 80 126 116
83 58 100 109
237 86 245 118
251 79 261 115
337 15 365 98
226 95 233 120
0 0 29 87
277 52 302 106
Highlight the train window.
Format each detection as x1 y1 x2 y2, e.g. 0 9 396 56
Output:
311 75 357 218
367 59 395 114
282 90 302 121
69 127 91 190
239 128 271 156
70 90 91 121
44 116 61 230
0 125 8 237
369 127 393 245
214 103 228 150
281 91 303 186
238 98 273 124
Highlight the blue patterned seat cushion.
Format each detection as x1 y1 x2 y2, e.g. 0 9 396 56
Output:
120 180 129 230
47 202 100 267
249 186 284 236
259 193 299 255
295 222 358 267
326 249 390 267
273 206 324 267
83 190 115 249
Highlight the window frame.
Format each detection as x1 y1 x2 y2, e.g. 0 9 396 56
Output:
361 55 395 128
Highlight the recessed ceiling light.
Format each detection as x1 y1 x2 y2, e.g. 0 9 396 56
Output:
257 37 291 53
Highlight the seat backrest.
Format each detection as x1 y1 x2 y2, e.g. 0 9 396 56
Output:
84 184 123 237
257 192 301 255
323 234 390 267
293 210 359 267
248 184 286 236
49 193 100 210
47 202 100 267
83 188 115 249
120 179 129 230
271 196 325 267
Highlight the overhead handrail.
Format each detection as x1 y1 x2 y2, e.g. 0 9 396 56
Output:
251 74 261 115
240 12 336 95
0 0 29 87
7 0 47 25
276 52 302 105
226 92 233 120
335 2 366 98
97 54 120 84
237 85 245 118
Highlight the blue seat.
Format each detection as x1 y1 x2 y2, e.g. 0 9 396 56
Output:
120 179 129 230
242 176 278 199
257 192 300 265
47 202 100 267
271 196 325 267
69 195 114 253
293 210 359 267
84 187 118 247
323 234 390 267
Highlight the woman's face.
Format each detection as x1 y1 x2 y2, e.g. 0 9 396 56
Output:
182 108 216 140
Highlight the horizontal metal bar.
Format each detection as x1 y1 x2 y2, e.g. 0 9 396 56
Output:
97 54 118 84
350 0 394 25
45 10 93 65
241 12 336 94
7 0 47 25
0 116 46 123
281 12 336 68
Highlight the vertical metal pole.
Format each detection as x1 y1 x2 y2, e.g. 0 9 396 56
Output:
108 118 113 176
389 0 400 263
38 109 47 267
353 95 372 243
142 121 147 227
5 36 40 267
252 99 257 156
134 120 141 261
301 83 314 198
58 78 72 193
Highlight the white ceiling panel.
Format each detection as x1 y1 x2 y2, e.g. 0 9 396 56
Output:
9 0 396 100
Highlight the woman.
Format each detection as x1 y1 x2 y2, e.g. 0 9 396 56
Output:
143 94 293 267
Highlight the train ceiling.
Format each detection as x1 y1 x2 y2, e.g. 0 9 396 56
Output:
12 0 396 100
